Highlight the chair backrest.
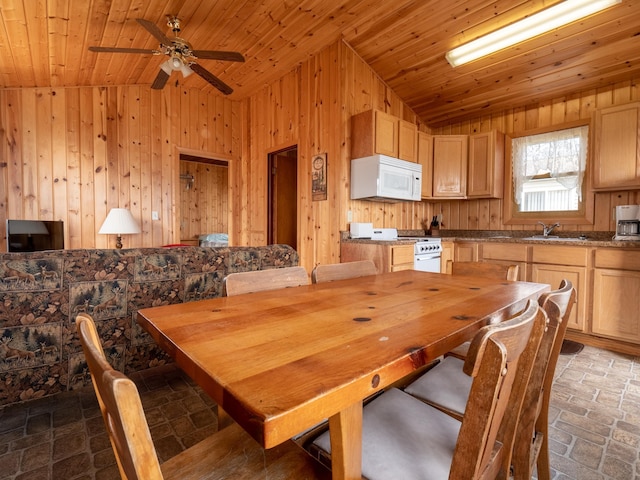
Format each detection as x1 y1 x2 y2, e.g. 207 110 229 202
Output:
311 260 377 283
511 279 576 478
450 299 547 480
447 260 519 281
77 313 165 480
222 266 309 296
538 279 576 403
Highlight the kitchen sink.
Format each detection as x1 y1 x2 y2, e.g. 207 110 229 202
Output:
522 235 587 241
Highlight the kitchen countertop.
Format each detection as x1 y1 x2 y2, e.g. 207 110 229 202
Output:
341 230 640 248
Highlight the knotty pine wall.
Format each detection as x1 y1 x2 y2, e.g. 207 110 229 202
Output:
5 37 637 272
430 80 640 233
0 39 430 273
242 39 431 271
0 85 241 250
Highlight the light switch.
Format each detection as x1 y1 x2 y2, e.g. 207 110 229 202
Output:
152 211 159 221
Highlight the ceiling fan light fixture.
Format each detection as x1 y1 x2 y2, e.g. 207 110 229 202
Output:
180 64 194 78
160 59 173 75
170 56 183 69
445 0 621 67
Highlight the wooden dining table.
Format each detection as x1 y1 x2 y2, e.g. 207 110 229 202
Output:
137 269 549 480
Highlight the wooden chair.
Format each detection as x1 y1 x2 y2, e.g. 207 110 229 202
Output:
311 260 377 283
445 260 519 360
76 313 329 480
222 266 309 296
311 300 547 480
446 260 519 281
403 280 575 479
221 266 309 427
512 279 576 480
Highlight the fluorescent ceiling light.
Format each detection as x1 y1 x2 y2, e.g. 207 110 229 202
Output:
445 0 622 67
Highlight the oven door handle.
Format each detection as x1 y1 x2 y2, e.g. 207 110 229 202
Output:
415 253 441 260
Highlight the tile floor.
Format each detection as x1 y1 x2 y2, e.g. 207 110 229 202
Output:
0 345 638 480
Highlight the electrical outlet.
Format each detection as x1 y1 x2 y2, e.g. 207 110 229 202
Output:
347 210 353 222
152 211 159 221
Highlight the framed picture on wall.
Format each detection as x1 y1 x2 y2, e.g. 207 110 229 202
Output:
312 153 327 201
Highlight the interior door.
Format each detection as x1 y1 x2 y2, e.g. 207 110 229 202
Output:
268 147 298 249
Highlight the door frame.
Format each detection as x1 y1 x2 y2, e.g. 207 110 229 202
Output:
174 147 233 245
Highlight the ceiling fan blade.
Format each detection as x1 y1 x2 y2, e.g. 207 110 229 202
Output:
192 50 245 62
136 18 172 45
190 63 233 95
151 68 171 90
89 46 158 54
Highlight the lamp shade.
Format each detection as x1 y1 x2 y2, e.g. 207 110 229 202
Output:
99 208 141 235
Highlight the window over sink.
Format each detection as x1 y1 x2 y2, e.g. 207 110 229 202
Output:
504 121 594 226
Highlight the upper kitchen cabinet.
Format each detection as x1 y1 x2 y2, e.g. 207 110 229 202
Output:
467 130 505 199
432 135 468 198
398 119 418 162
593 102 640 190
417 132 434 198
351 109 417 162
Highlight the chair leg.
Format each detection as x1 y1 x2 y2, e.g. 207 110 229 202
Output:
536 434 551 480
535 411 552 480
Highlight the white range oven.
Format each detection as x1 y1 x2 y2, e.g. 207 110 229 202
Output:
407 237 442 273
358 228 443 273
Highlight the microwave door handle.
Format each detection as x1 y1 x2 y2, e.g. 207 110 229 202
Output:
414 174 421 198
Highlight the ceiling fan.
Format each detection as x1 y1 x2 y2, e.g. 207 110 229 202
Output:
89 16 245 94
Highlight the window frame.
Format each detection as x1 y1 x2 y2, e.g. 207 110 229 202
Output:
503 119 594 226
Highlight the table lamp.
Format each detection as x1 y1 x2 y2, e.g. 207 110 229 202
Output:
98 208 141 249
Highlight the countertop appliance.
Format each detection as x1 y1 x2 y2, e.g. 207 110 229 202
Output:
614 205 640 241
371 228 398 241
350 222 374 239
350 154 422 202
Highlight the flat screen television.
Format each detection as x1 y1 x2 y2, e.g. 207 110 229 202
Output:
6 220 64 252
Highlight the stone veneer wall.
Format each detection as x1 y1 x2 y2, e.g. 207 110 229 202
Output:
0 245 299 407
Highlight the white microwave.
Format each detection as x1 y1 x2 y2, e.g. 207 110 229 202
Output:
350 154 422 202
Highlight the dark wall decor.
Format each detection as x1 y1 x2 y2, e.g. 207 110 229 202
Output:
312 153 327 201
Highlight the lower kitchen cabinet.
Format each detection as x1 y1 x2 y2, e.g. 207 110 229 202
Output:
592 249 640 344
479 243 528 281
531 263 587 332
454 241 478 262
531 245 589 332
592 269 640 343
341 242 414 273
444 239 640 354
390 244 415 271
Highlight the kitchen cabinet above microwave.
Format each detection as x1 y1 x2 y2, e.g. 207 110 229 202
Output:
351 109 418 162
418 130 504 200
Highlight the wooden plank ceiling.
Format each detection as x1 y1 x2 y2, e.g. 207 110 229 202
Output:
0 0 638 127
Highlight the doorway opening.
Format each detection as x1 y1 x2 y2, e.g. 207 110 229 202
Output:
179 153 229 246
268 147 298 250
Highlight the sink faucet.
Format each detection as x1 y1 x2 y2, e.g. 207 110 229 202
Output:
538 222 560 237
